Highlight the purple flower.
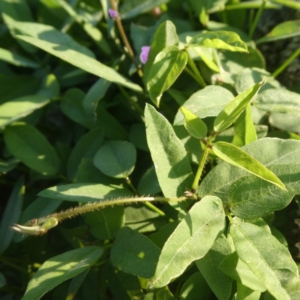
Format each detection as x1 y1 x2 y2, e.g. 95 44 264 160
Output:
140 46 150 64
108 9 119 19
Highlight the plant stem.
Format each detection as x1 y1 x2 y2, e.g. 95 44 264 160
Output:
191 133 217 192
125 176 172 219
186 52 206 88
11 196 186 235
272 47 300 78
109 0 143 77
249 0 267 39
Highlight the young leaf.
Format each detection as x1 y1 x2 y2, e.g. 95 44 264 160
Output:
236 283 261 300
93 141 136 179
212 141 285 190
256 20 300 44
4 122 60 175
196 235 233 300
145 104 194 198
180 106 207 139
214 80 265 132
231 221 300 299
199 138 300 202
229 164 300 219
149 196 225 288
146 46 188 107
232 104 257 147
0 177 24 254
22 246 104 300
67 128 104 180
38 183 133 203
111 227 160 278
144 20 179 83
187 31 248 53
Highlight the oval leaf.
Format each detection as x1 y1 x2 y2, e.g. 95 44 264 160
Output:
147 46 188 107
38 183 133 203
22 246 104 300
229 164 300 218
149 196 225 288
145 104 193 198
212 141 285 190
93 141 136 178
144 20 179 83
180 106 207 139
214 79 265 132
67 128 104 180
199 138 300 202
231 221 300 299
188 31 248 52
196 235 233 300
111 227 160 278
4 122 60 175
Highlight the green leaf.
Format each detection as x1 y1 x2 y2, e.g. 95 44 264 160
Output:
67 128 104 180
180 106 207 139
196 235 233 300
219 251 266 292
214 80 265 132
119 0 169 19
12 22 142 92
0 94 51 128
145 104 194 198
0 157 19 174
236 283 261 300
257 20 300 44
83 78 111 116
83 206 124 240
212 141 285 190
174 85 234 123
138 166 161 196
149 196 225 288
0 47 39 68
0 273 6 289
125 204 167 233
4 122 60 175
253 88 300 116
144 20 179 84
232 105 257 147
38 183 132 203
111 227 161 278
199 138 300 202
231 221 300 299
180 272 212 300
0 177 24 254
94 141 136 179
229 164 300 219
187 31 248 53
22 246 104 300
147 46 188 106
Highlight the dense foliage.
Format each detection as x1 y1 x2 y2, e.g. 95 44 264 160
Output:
1 0 300 299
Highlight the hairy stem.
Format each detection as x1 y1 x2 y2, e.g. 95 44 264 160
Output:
249 0 267 39
186 52 206 88
12 196 186 235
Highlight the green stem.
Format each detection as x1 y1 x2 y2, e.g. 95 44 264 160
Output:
249 0 267 39
109 0 143 77
125 176 172 220
272 47 300 78
191 140 210 192
191 133 217 192
12 196 186 235
186 52 206 88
